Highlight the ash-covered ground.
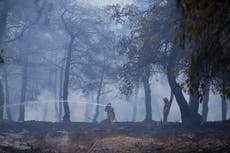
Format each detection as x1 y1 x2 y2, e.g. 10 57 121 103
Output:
0 120 230 153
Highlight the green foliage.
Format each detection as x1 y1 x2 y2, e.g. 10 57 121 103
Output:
177 0 230 98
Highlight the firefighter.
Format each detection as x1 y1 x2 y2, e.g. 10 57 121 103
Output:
104 102 115 124
163 97 171 124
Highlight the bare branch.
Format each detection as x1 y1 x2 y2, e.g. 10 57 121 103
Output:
4 24 28 43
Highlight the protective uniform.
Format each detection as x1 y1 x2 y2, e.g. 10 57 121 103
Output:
104 102 115 124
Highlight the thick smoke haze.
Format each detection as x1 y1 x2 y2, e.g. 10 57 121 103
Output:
9 78 228 122
1 1 229 152
0 0 229 123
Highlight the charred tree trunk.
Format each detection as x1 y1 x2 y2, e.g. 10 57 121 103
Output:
0 80 4 120
167 71 190 124
167 90 174 115
62 36 75 122
0 0 8 47
0 0 8 120
3 66 11 120
142 66 152 122
132 87 138 122
189 87 199 114
167 49 202 126
84 104 89 122
202 84 210 122
188 75 201 114
167 72 202 126
58 67 63 121
54 70 58 121
93 70 104 122
18 53 29 121
221 95 227 121
92 87 102 122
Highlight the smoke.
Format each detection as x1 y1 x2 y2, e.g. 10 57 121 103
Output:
25 89 56 121
76 0 135 7
12 82 230 122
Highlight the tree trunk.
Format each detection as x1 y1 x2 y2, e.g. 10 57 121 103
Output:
169 90 174 107
92 70 104 122
0 0 8 47
84 95 90 122
0 0 7 69
92 87 102 122
189 88 199 113
167 49 202 126
58 67 63 121
54 70 58 121
202 84 210 122
167 71 190 123
0 0 8 120
188 75 201 113
142 66 152 122
0 80 4 120
3 66 11 120
62 36 75 122
132 87 138 122
221 95 227 121
18 53 29 121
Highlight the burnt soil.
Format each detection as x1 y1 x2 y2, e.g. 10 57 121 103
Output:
0 120 230 153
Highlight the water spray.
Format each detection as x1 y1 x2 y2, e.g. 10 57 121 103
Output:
1 100 107 109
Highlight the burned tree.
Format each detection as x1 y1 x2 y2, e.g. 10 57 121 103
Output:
0 0 8 119
109 1 204 126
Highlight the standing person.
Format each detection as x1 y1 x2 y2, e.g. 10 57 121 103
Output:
104 102 115 124
163 97 171 124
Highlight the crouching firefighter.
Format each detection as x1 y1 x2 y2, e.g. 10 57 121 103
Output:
104 102 115 124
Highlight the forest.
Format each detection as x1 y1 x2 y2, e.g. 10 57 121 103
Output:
0 0 230 153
